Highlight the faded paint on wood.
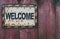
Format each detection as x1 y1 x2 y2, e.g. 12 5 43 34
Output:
38 0 56 39
0 0 57 39
20 0 38 39
0 0 20 39
56 5 60 39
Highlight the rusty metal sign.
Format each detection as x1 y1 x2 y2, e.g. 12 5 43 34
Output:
2 4 38 29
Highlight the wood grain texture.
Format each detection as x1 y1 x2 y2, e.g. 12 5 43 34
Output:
20 0 38 39
0 0 20 39
56 5 60 39
0 0 56 39
38 0 56 39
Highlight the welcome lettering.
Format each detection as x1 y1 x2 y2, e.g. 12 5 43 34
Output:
6 13 35 20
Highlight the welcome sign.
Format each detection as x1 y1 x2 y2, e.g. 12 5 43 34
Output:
2 4 37 29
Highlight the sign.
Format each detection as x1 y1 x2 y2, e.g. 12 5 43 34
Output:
2 4 38 29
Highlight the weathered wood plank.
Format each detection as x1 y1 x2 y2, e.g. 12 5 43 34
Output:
20 0 38 39
56 5 60 39
0 0 56 39
0 0 20 39
38 0 55 39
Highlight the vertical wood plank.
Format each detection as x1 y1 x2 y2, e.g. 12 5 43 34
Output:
0 0 20 39
20 0 37 39
0 0 7 39
46 0 55 39
5 0 20 39
38 0 55 39
38 2 47 39
56 5 60 39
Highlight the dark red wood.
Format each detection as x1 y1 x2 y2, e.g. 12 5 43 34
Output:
20 0 37 39
0 0 20 39
38 0 56 39
56 5 60 39
0 0 57 39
